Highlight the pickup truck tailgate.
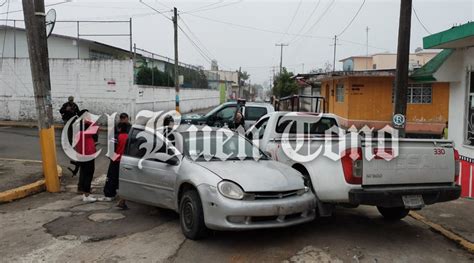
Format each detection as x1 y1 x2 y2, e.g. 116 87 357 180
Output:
362 140 455 186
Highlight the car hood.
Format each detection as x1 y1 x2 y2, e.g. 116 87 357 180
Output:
195 160 304 192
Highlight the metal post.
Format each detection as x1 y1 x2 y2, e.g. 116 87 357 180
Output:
129 18 133 59
173 7 180 112
76 21 80 59
13 20 16 58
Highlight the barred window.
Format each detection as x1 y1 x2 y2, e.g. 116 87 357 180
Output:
336 83 344 102
392 83 432 104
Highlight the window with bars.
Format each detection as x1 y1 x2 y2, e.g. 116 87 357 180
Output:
336 83 344 102
392 83 432 104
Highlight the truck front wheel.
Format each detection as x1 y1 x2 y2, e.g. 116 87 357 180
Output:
377 206 409 220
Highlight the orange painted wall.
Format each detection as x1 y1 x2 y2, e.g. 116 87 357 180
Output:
321 76 450 133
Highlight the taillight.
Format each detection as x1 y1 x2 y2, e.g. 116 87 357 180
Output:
454 149 460 183
341 148 363 184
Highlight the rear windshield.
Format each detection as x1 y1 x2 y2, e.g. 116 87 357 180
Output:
245 106 268 121
275 116 338 135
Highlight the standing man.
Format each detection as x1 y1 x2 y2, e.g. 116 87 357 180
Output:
59 96 80 124
60 96 80 176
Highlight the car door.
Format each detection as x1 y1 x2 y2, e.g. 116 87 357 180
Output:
210 105 237 127
119 128 179 209
244 106 268 130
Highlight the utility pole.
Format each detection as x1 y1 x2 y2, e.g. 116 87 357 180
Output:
393 0 413 138
332 35 337 72
366 26 370 69
275 43 288 75
22 0 60 192
173 7 180 113
238 66 241 99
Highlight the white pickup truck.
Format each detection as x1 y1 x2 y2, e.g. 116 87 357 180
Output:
246 112 461 220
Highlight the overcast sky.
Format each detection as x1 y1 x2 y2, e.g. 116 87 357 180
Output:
2 0 474 85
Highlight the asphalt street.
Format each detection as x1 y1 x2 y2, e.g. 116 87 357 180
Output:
0 126 473 262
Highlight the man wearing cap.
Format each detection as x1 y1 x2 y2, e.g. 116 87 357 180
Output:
60 96 80 175
60 96 80 123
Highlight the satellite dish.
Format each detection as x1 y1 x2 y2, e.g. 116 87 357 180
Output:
45 9 56 38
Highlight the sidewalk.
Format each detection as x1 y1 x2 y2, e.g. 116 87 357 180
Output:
0 159 44 193
0 158 62 203
416 198 474 242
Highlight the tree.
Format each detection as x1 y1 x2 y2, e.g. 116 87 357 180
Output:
239 71 250 86
136 66 174 87
272 67 299 98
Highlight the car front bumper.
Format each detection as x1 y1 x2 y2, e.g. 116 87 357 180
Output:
348 185 461 208
197 184 317 231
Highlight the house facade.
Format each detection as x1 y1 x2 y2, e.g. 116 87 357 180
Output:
341 51 439 71
318 70 449 136
411 22 474 198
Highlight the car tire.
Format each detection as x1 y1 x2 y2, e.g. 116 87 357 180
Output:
377 206 409 220
179 189 208 240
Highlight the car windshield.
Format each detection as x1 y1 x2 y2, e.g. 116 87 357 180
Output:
182 131 268 161
203 104 229 118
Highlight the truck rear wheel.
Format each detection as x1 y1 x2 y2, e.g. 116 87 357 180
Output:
377 206 409 220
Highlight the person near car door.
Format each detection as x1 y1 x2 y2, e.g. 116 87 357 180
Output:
60 96 81 176
99 122 129 203
232 110 245 133
76 110 99 202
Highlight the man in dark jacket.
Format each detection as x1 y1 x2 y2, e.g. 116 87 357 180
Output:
60 96 80 123
60 96 80 176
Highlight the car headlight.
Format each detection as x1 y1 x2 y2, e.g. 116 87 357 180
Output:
217 181 244 200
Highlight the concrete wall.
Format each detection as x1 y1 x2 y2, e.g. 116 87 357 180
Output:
135 85 220 114
0 58 135 122
0 58 220 122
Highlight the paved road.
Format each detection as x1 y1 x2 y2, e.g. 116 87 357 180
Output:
0 126 473 262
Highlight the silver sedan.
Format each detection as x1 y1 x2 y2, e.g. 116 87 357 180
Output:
119 125 316 239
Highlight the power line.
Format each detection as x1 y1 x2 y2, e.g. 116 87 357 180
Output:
0 1 69 16
178 25 213 64
337 0 366 37
178 15 215 61
279 0 303 43
139 0 172 21
413 7 431 34
181 0 243 14
288 0 321 43
183 1 225 13
298 0 336 40
183 12 332 40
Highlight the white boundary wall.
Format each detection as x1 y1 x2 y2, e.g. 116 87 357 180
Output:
0 59 219 122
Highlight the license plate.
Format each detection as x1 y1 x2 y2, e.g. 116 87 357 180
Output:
402 195 425 209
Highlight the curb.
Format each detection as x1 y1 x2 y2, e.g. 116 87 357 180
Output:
409 211 474 254
0 121 64 130
0 158 63 204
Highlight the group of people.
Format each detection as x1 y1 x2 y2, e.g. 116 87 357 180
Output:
59 96 245 207
60 96 130 208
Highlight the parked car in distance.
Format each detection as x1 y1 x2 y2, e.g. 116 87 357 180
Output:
181 101 274 130
246 112 461 220
119 124 316 240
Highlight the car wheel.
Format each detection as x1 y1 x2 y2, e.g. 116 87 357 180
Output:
377 206 409 220
179 189 208 240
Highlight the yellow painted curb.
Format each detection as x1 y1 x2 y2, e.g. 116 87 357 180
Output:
410 211 474 254
0 159 63 204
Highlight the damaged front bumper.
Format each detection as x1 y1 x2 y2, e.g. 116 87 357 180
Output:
197 184 317 231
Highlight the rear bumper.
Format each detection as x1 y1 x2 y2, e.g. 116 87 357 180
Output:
348 185 461 208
